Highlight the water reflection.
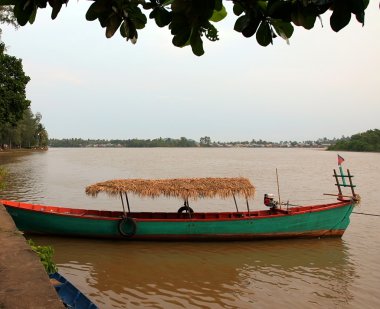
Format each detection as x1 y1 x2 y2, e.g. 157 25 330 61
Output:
0 151 47 202
31 236 355 308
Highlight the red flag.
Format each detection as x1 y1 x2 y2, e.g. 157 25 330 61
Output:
338 154 345 165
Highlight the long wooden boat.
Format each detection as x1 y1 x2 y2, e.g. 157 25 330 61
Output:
1 169 359 241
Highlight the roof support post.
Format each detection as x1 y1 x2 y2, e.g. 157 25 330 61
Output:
232 194 239 212
120 192 127 218
246 198 250 216
125 193 131 213
185 198 192 219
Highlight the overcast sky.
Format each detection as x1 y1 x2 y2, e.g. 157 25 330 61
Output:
2 1 380 142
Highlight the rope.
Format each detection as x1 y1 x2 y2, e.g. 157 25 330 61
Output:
278 199 334 207
290 198 334 202
352 212 380 217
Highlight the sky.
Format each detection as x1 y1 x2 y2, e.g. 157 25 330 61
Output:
2 1 380 142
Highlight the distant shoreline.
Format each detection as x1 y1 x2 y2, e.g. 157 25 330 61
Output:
47 146 328 150
0 148 48 153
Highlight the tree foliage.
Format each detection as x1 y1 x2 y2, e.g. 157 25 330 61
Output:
49 136 196 147
0 107 49 148
0 5 17 35
328 129 380 152
0 42 30 125
0 0 371 56
200 136 211 146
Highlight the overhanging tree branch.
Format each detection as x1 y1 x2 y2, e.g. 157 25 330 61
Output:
0 0 371 56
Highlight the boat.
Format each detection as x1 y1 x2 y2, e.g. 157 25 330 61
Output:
1 168 359 241
49 272 98 309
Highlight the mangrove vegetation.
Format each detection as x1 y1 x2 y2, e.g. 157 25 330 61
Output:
328 129 380 152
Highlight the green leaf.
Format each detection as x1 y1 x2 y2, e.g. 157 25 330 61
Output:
171 15 191 47
85 0 110 22
233 3 244 16
256 20 272 46
105 14 122 38
190 28 204 56
291 3 317 30
51 3 62 20
14 1 35 26
330 2 351 32
349 0 367 25
86 2 99 21
128 6 147 30
234 15 249 33
127 21 138 44
29 5 37 24
272 19 294 41
120 21 127 38
172 26 191 47
154 7 172 27
355 11 365 24
242 20 261 38
210 5 227 23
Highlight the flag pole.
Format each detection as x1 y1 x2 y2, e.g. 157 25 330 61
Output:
338 154 347 186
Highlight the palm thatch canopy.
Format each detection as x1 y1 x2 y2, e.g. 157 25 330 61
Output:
85 177 255 200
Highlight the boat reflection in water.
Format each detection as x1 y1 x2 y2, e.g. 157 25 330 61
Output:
31 236 355 308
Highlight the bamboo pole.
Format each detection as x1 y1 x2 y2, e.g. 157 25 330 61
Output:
347 169 356 197
339 165 347 186
120 192 127 218
333 169 343 196
186 198 192 219
232 194 239 212
276 168 281 209
125 193 131 213
323 193 353 198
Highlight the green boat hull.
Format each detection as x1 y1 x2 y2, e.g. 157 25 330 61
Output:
2 200 354 240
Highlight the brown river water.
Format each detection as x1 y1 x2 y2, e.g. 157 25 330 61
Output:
0 148 379 308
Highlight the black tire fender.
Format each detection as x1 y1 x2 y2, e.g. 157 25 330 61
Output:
118 217 137 237
177 206 194 214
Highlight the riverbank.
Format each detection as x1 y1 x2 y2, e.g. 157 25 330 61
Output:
0 147 48 152
0 204 63 308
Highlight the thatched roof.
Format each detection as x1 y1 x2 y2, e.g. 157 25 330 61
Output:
85 177 255 200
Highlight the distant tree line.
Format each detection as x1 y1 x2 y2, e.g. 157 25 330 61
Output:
0 107 48 149
328 129 380 152
49 135 348 148
49 129 380 150
49 137 197 148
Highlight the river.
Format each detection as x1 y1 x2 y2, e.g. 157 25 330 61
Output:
0 148 379 308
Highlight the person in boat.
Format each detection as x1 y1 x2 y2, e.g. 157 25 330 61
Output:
264 194 277 208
